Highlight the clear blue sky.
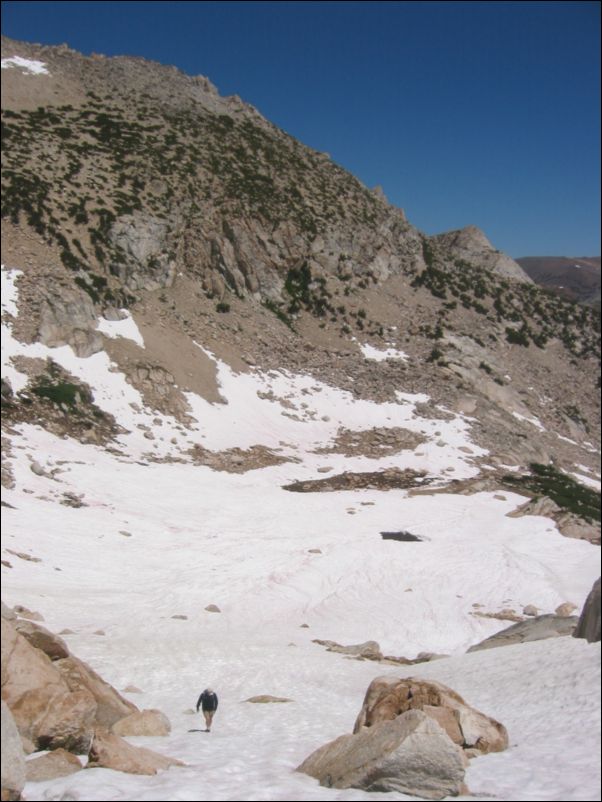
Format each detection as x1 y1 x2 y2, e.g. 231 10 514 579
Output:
2 1 600 257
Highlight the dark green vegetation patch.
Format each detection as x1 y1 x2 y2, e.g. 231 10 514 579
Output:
25 361 106 421
502 463 601 524
31 380 91 408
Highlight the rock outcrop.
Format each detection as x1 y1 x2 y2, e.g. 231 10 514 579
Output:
312 639 383 660
467 614 578 652
1 604 182 779
111 709 171 737
1 617 97 753
353 676 507 756
507 496 601 545
573 577 601 644
430 225 532 283
38 285 103 358
13 619 70 660
245 695 293 704
87 728 184 775
109 213 175 292
1 700 26 801
297 709 466 799
54 655 138 730
25 748 82 782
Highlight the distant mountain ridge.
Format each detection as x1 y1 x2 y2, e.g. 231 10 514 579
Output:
516 256 601 306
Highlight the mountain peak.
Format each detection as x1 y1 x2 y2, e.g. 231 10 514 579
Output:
431 225 532 283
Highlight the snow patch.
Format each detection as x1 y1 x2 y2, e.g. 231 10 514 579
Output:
1 55 50 75
512 411 547 432
97 311 145 347
1 265 22 317
360 342 409 362
569 472 601 491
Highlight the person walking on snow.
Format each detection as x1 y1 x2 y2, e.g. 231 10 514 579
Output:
196 688 218 731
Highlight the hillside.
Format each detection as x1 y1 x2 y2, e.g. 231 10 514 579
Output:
1 37 600 465
516 256 601 307
1 37 601 802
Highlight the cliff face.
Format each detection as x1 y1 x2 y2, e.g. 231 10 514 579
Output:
1 35 600 477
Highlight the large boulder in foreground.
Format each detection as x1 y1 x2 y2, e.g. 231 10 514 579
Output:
87 728 184 775
467 614 578 653
573 578 601 644
55 655 138 729
1 608 139 753
1 618 97 753
297 709 466 799
1 700 26 801
111 709 171 736
25 748 82 782
354 676 508 755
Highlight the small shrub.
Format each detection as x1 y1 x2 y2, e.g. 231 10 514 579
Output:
31 380 91 408
505 326 530 347
263 298 295 330
427 347 444 363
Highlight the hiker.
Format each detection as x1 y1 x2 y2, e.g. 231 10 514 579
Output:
196 687 219 731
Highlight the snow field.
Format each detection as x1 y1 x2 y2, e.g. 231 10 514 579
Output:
1 264 600 801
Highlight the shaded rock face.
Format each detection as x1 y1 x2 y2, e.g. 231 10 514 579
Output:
353 676 508 756
1 602 17 621
574 577 601 644
38 286 103 358
13 619 70 660
297 709 466 799
1 700 26 801
109 213 175 292
17 687 98 754
467 614 578 653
